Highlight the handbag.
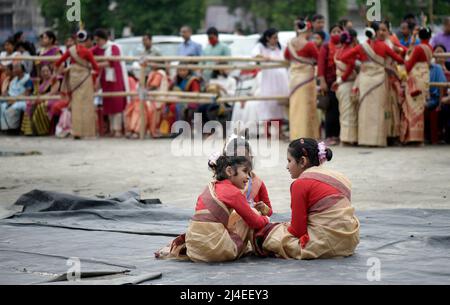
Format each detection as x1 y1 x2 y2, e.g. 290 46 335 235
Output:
317 93 330 111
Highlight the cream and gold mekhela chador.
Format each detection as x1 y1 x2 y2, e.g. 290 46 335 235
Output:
287 42 320 141
61 46 97 138
155 182 255 263
255 167 360 260
335 56 358 143
357 43 389 147
401 44 432 144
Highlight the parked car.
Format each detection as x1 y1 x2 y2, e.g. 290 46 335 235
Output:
115 35 182 77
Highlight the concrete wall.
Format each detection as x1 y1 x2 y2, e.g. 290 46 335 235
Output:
0 0 47 42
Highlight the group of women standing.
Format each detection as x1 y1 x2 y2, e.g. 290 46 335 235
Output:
268 19 441 147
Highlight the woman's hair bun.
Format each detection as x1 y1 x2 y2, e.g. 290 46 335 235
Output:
326 148 333 162
340 31 350 44
418 27 432 40
365 27 375 39
297 20 306 31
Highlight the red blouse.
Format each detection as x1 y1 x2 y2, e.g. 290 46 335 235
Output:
288 178 341 239
284 41 319 62
195 180 269 229
318 42 338 85
341 39 405 80
55 45 99 72
336 45 356 82
405 40 432 73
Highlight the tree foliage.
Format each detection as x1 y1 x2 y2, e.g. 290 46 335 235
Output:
225 0 348 32
39 0 450 42
39 0 207 40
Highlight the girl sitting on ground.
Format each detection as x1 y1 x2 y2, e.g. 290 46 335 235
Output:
254 138 360 260
155 142 269 263
224 135 273 217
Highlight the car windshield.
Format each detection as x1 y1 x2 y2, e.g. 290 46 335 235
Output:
118 41 181 57
154 43 180 56
119 42 143 57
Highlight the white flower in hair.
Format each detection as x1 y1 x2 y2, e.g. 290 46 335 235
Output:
318 141 328 165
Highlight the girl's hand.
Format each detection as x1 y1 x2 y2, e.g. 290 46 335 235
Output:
394 46 403 54
254 202 270 216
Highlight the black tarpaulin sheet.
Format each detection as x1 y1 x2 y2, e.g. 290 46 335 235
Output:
0 189 449 285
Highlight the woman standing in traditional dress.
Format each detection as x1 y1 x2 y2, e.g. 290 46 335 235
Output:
252 28 289 138
401 27 433 145
285 19 320 141
332 29 359 145
318 24 344 146
382 21 407 144
92 29 129 138
55 30 99 139
254 138 360 260
341 22 404 147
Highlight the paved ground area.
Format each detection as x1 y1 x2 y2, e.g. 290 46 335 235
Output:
1 136 449 213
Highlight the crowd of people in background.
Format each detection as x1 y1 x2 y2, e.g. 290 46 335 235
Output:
0 13 449 146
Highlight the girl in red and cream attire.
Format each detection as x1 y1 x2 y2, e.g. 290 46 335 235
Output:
254 138 360 260
156 138 269 263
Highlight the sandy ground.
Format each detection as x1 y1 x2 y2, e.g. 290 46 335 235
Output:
1 135 449 213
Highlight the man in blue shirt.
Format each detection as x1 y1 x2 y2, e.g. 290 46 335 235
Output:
178 26 202 56
427 63 447 110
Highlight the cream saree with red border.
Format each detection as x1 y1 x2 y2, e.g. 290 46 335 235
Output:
401 45 432 144
287 41 319 141
256 167 360 260
155 182 256 263
335 57 358 143
64 46 96 138
357 43 388 147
